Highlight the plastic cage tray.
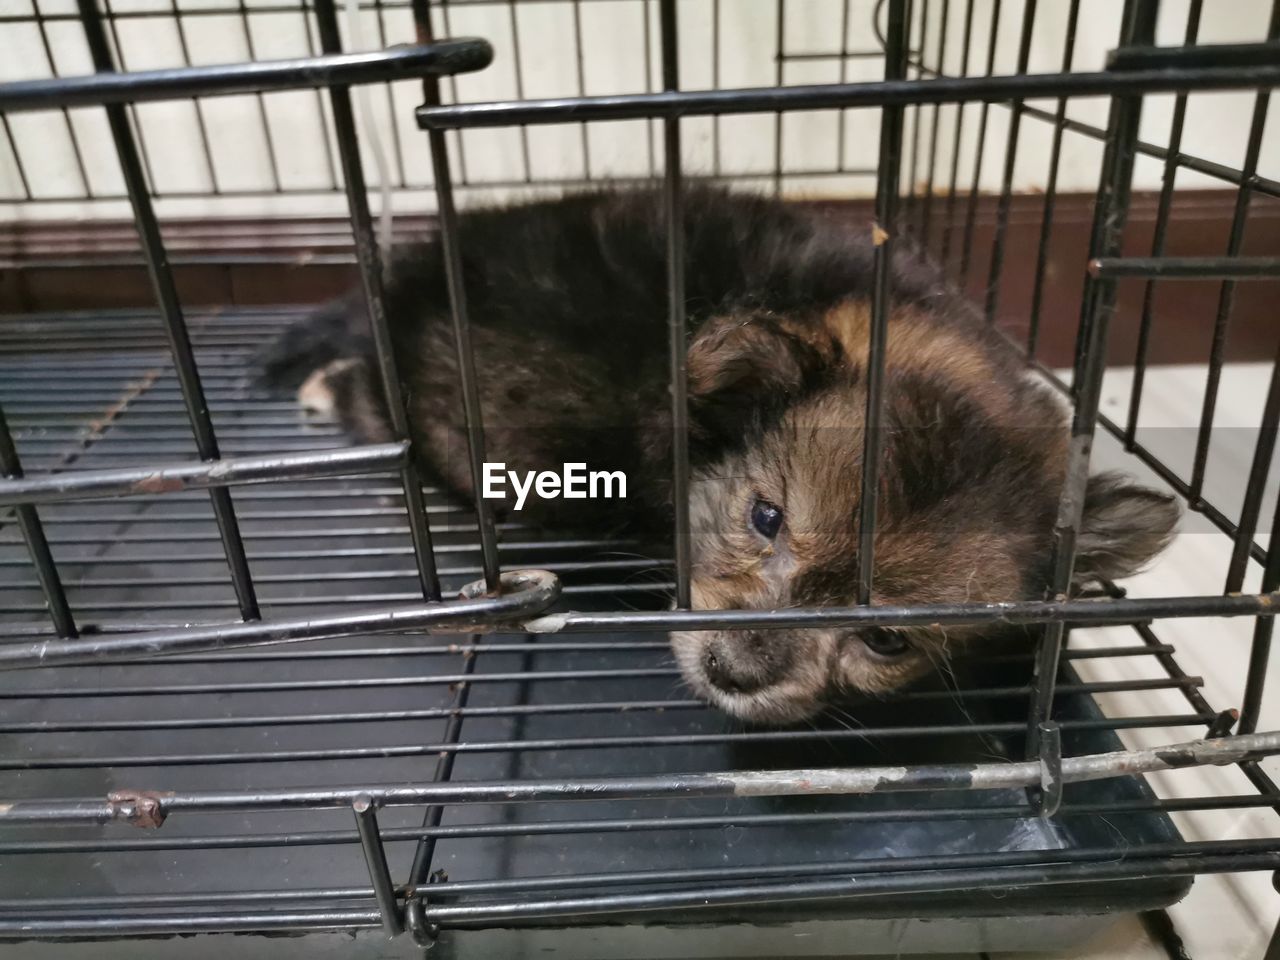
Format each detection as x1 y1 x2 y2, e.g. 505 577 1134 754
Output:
0 308 1194 948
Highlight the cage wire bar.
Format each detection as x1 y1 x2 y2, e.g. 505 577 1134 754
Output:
1029 0 1158 760
854 0 905 606
79 0 260 623
1123 0 1203 447
0 0 1278 946
311 0 443 601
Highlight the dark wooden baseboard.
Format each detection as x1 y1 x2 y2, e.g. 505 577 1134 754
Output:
1 190 1275 369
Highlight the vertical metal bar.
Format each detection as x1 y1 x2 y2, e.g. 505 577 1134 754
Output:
1225 347 1279 595
712 0 722 176
299 0 342 190
856 0 908 606
77 0 260 623
101 0 160 197
167 0 219 194
0 407 77 639
406 0 498 593
571 0 591 180
661 0 691 610
939 0 975 271
772 0 785 195
1190 0 1280 504
504 0 533 183
435 1 471 187
0 117 31 200
902 0 924 231
1230 345 1279 736
957 0 1000 287
1036 720 1063 818
314 0 443 600
372 0 409 188
1239 494 1280 736
1123 0 1202 441
1026 0 1156 757
353 797 403 937
645 0 657 176
833 0 850 173
918 0 949 246
404 633 480 944
1068 0 1140 399
983 0 1038 325
1265 907 1280 960
235 0 283 192
424 134 500 592
33 2 93 198
402 5 483 932
1025 0 1081 360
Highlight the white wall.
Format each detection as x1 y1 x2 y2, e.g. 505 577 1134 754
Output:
0 0 1275 221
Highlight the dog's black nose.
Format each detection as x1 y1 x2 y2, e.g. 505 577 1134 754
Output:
703 643 766 694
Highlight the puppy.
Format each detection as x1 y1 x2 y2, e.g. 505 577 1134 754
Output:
258 187 1178 724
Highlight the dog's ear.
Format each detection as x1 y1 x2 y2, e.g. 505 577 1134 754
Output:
1072 473 1180 585
686 314 830 440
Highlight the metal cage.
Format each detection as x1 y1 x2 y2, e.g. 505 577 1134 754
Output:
0 0 1277 955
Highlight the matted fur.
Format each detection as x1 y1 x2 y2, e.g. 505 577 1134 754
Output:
258 187 1178 724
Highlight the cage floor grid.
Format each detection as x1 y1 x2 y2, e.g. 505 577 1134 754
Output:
0 308 1220 937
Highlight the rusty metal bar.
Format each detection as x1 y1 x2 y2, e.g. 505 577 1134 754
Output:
0 443 408 507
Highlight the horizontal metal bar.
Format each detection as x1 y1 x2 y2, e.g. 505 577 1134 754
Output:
525 592 1277 633
1090 256 1280 279
0 641 1159 669
0 557 657 591
1108 41 1280 72
0 770 1241 855
13 852 1278 936
3 837 1273 919
0 570 559 670
417 64 1280 130
0 166 879 210
0 773 1242 856
410 830 1280 899
0 911 382 938
0 253 359 270
13 818 1258 909
0 443 407 507
0 704 1194 738
0 672 1193 702
0 41 492 113
419 852 1280 925
0 536 630 564
0 698 703 734
0 705 1210 769
27 507 472 523
4 731 1276 824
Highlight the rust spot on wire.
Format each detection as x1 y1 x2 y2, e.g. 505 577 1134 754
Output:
132 474 186 495
108 790 172 829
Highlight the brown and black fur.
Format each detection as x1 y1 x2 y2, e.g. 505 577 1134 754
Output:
258 187 1178 724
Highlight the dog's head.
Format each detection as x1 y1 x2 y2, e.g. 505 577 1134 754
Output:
670 302 1178 724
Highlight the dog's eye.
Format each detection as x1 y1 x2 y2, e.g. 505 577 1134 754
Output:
750 499 784 539
862 628 910 657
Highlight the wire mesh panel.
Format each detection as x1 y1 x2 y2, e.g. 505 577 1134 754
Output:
0 0 1278 953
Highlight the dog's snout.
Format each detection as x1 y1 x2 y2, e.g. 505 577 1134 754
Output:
706 642 762 696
